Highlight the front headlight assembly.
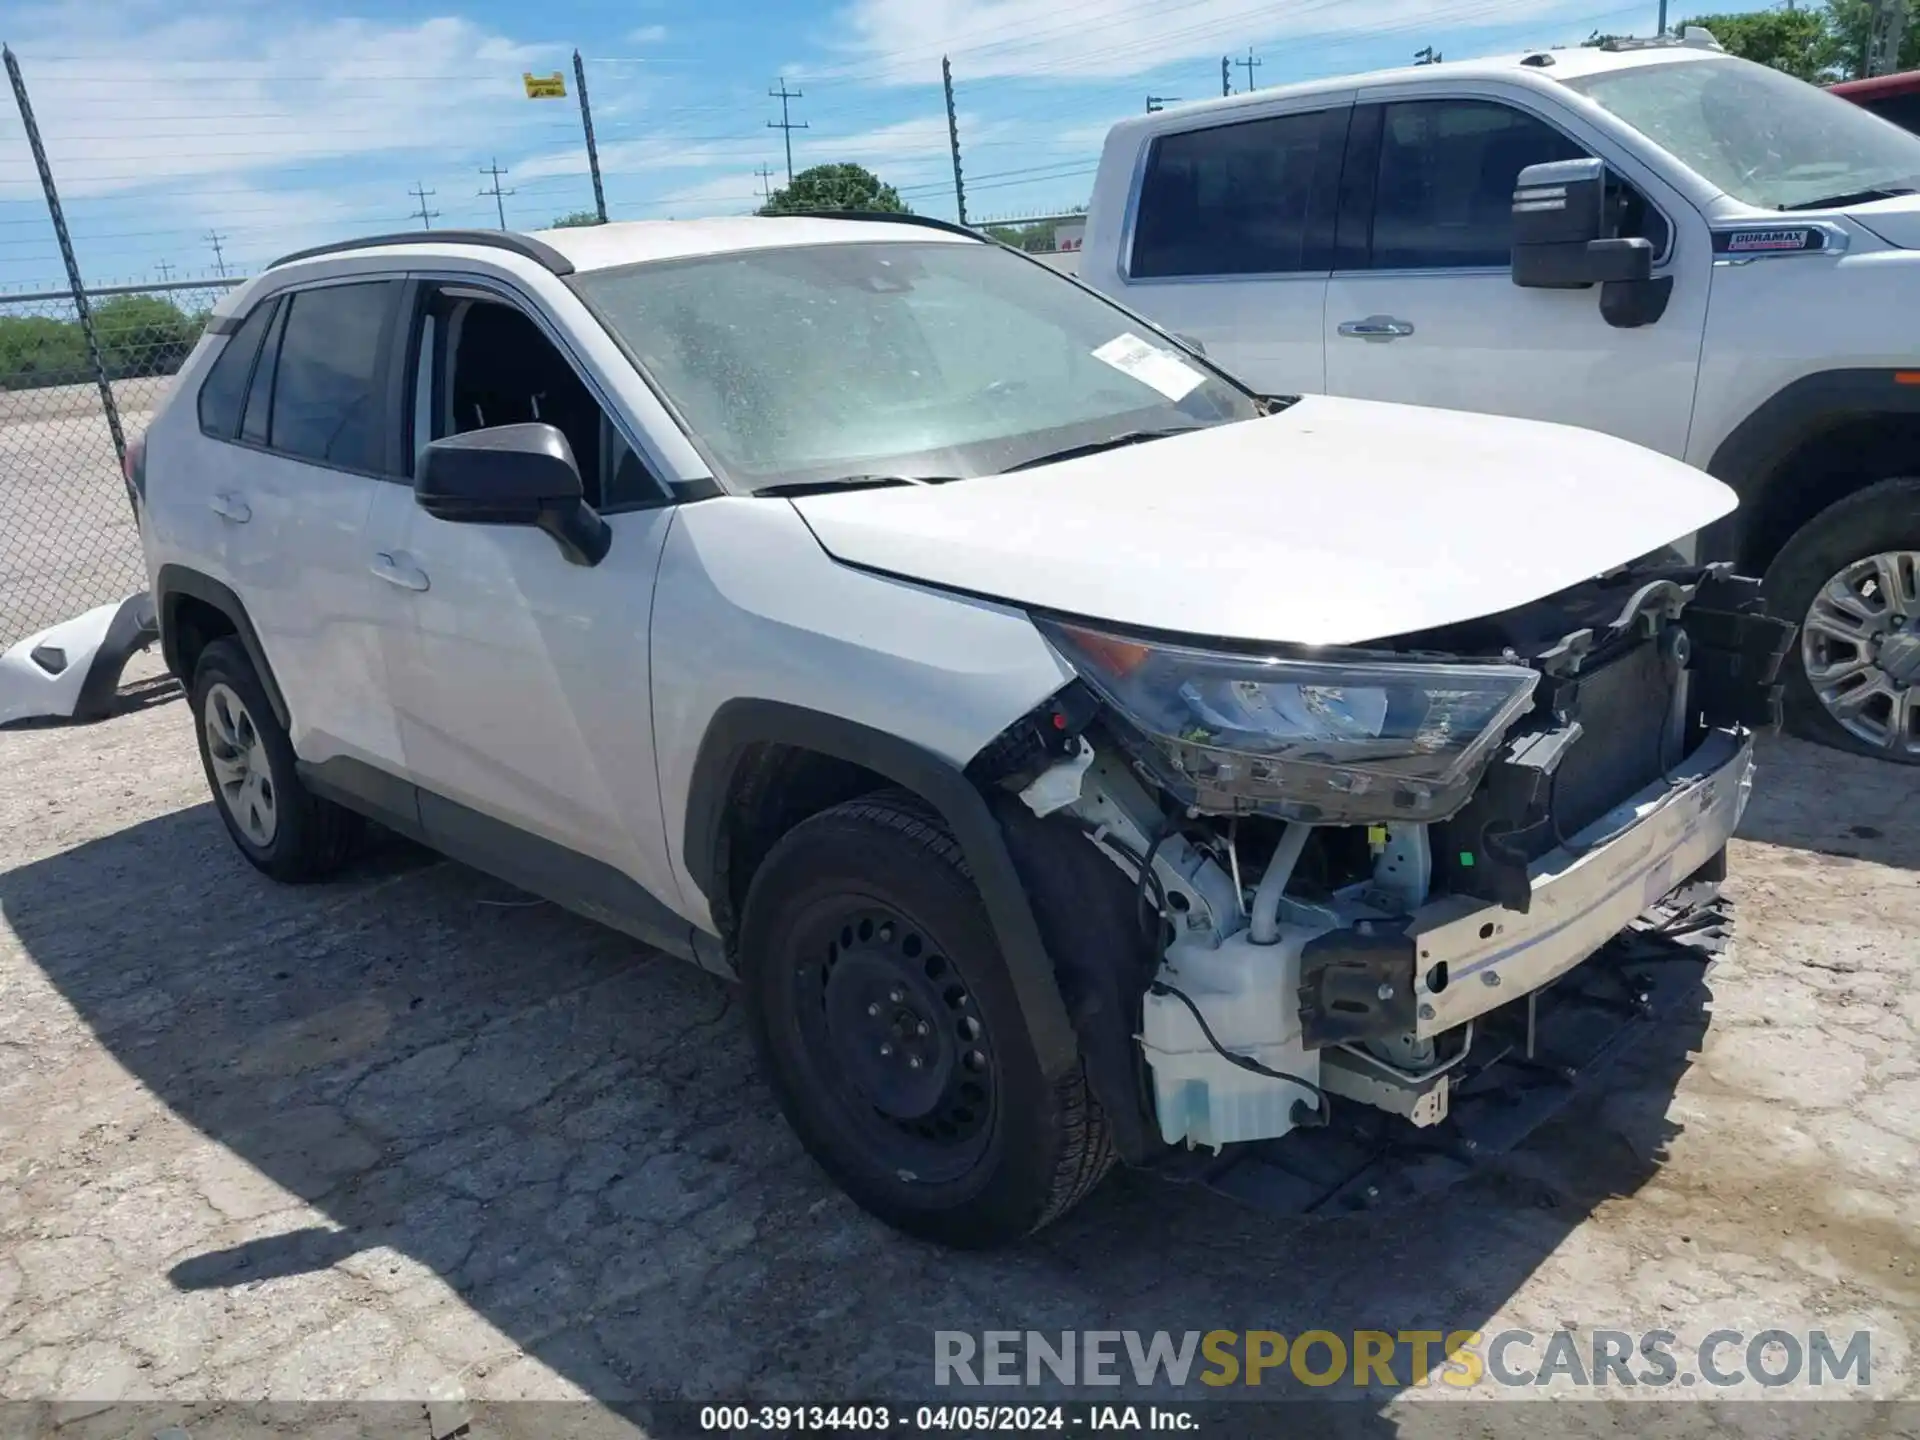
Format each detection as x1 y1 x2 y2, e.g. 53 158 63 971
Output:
1036 619 1540 824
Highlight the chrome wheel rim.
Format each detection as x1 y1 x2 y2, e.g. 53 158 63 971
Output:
203 682 278 846
1800 549 1920 756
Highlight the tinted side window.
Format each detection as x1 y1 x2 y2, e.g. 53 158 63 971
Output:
1370 99 1586 269
240 299 288 446
267 281 395 472
196 300 276 439
1864 94 1920 136
1131 109 1334 278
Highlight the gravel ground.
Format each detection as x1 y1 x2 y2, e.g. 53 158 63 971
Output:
1 654 1917 1433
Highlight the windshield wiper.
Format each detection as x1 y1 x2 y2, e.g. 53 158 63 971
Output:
1778 186 1917 211
755 473 959 498
1004 426 1203 473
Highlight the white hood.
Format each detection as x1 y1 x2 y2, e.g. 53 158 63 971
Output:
789 395 1737 647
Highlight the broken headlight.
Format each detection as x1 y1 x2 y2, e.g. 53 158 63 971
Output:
1036 619 1539 823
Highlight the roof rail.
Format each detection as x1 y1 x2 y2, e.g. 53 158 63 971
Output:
780 210 988 242
267 228 576 276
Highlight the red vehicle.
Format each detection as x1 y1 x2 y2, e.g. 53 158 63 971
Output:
1829 69 1920 133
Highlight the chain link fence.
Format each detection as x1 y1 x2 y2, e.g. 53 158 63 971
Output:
0 278 241 646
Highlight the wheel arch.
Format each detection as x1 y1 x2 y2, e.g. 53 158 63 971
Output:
682 698 1081 1080
153 565 290 729
1701 369 1920 575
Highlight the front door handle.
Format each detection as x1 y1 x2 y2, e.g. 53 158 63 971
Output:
208 492 251 523
1337 315 1416 341
370 552 430 592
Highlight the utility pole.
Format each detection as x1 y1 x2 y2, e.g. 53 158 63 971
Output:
1657 0 1669 35
1146 95 1181 113
756 163 776 203
1236 45 1262 93
409 181 439 230
1866 0 1907 76
154 259 175 282
768 78 807 185
1221 56 1232 96
206 230 229 278
478 159 515 229
942 57 968 227
4 45 127 473
574 50 608 224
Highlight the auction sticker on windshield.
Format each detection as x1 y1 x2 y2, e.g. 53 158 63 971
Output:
1092 333 1205 401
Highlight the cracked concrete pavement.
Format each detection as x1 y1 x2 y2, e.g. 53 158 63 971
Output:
1 653 1917 1428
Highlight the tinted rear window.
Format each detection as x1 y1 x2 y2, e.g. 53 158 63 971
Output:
266 281 394 472
196 300 276 439
1130 108 1339 278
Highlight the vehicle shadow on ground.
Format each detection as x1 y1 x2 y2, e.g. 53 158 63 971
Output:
1735 733 1920 871
0 803 1712 1430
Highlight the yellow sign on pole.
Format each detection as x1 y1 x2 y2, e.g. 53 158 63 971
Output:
523 72 568 99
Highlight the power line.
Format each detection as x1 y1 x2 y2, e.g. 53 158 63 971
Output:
478 158 515 229
409 181 440 229
205 230 229 277
767 77 808 184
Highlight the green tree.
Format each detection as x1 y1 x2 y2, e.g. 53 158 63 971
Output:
0 313 88 391
1674 10 1843 80
1824 0 1920 77
756 163 908 217
91 294 201 378
550 210 604 228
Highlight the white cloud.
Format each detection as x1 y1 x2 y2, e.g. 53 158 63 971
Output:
826 0 1637 85
0 3 565 203
626 24 671 44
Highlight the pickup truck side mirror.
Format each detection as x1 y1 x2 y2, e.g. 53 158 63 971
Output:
1511 157 1672 329
415 422 612 567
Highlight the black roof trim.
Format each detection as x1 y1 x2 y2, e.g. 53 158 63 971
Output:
785 210 989 242
267 228 576 276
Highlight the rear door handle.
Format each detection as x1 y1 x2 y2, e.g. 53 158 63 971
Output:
370 552 430 592
208 492 251 523
1337 315 1416 341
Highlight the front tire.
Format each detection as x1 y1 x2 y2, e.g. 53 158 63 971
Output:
738 792 1112 1247
190 639 361 880
1762 478 1920 764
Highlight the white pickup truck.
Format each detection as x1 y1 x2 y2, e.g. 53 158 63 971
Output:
1077 32 1920 763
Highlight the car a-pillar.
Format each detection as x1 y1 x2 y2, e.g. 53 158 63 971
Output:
1703 370 1920 762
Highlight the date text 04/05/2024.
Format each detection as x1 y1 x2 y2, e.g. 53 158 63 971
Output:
697 1404 1197 1432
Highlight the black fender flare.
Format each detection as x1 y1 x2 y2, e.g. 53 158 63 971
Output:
1698 368 1920 567
153 565 290 729
682 698 1081 1081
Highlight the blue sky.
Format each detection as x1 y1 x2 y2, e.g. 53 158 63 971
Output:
0 0 1667 291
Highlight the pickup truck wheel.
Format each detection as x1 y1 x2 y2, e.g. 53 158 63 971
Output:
1763 478 1920 764
738 791 1112 1247
190 639 362 880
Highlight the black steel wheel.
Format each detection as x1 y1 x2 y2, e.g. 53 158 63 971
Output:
739 791 1112 1247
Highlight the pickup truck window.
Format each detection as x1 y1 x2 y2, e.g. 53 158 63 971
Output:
1370 99 1586 269
1565 56 1920 210
1130 108 1339 278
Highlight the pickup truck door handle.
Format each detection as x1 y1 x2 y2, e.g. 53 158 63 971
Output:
208 492 252 523
1337 315 1416 341
369 552 430 592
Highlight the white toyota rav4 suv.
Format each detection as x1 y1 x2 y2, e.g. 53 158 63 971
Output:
133 215 1792 1246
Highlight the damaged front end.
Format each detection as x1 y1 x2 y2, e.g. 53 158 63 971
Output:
971 561 1794 1209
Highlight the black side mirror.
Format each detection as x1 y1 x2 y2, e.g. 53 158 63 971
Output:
415 422 611 567
1512 157 1670 328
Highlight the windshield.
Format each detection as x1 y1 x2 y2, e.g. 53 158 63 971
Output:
1563 56 1920 210
569 239 1259 492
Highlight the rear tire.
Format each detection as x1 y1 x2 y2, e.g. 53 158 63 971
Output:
738 791 1112 1247
190 639 361 881
1762 478 1920 764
